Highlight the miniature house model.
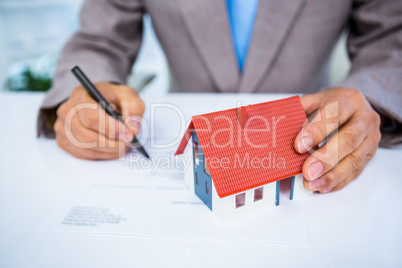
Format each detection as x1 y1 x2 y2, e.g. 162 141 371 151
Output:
175 96 312 222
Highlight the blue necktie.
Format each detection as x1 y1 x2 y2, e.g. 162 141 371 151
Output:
227 0 260 72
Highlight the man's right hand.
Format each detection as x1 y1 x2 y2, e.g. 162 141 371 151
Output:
54 82 145 160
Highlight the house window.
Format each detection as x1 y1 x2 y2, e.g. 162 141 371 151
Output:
254 187 263 202
206 181 209 195
235 192 246 208
204 157 210 176
196 173 199 185
194 141 199 166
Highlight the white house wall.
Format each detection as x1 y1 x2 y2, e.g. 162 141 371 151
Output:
293 174 313 199
211 180 225 221
182 141 194 192
213 182 277 223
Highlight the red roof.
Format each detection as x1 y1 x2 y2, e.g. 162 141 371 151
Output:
175 96 309 198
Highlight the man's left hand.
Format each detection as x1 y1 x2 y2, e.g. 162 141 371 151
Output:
294 88 382 193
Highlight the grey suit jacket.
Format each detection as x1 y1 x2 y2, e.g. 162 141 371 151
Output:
38 0 402 146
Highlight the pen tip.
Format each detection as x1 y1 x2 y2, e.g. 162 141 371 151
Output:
130 137 149 159
137 147 150 159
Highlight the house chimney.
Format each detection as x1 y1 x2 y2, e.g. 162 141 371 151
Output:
237 106 247 128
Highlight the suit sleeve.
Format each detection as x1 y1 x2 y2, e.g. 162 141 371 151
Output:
336 0 402 147
37 0 145 138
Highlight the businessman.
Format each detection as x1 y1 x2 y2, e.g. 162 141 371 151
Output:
38 0 402 194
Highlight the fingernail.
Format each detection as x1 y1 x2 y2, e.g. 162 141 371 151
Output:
309 178 323 191
125 130 134 142
118 133 127 142
308 161 323 180
127 120 141 133
298 135 313 152
119 131 133 142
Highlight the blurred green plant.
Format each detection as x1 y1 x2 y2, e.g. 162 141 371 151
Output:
5 68 52 92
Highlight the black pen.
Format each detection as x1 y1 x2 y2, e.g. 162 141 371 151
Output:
71 66 150 159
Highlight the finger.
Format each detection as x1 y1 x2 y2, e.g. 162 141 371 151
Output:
55 84 137 160
300 93 324 116
109 87 145 133
319 133 380 193
61 138 129 160
74 91 132 141
322 158 368 193
55 119 129 160
302 159 368 193
295 91 362 154
76 86 144 138
108 86 143 115
302 117 368 182
76 104 130 141
66 111 131 154
306 136 376 192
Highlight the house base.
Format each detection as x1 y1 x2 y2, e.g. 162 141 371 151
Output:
181 138 312 223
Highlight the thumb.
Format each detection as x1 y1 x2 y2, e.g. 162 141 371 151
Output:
300 92 323 116
294 92 323 153
114 87 145 135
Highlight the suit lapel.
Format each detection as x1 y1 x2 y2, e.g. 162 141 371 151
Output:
239 0 307 93
179 0 240 93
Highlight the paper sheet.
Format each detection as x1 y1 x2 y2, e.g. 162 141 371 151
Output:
41 151 309 245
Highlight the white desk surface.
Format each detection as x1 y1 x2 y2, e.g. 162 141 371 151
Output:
0 92 401 268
